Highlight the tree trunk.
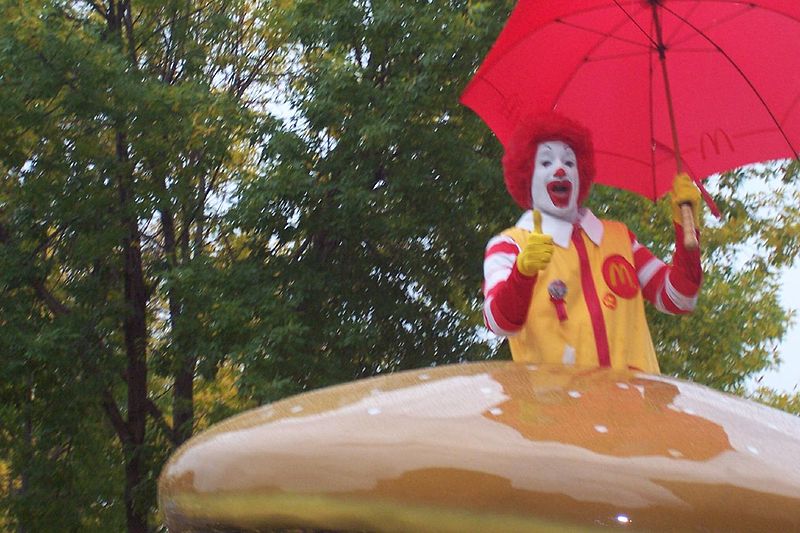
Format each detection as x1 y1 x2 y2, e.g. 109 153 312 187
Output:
173 361 195 445
17 382 33 533
157 183 196 446
117 130 149 533
103 3 150 529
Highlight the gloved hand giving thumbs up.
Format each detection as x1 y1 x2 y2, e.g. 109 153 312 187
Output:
516 210 554 276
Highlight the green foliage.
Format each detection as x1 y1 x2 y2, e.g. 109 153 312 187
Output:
0 0 285 529
227 0 517 395
750 387 800 416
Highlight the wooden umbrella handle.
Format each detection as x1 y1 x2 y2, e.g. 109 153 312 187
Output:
680 203 698 250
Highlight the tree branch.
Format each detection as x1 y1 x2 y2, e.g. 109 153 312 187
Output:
121 0 138 64
135 1 215 56
31 279 71 317
84 0 107 19
0 222 72 317
145 398 175 445
102 389 132 446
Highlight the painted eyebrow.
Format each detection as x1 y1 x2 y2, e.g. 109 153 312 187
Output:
540 143 574 154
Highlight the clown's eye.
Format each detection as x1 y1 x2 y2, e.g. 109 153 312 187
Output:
564 160 576 168
540 160 552 167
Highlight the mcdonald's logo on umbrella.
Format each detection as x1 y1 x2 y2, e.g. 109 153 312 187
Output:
700 129 735 160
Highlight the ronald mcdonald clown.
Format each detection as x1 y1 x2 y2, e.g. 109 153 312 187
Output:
483 113 702 373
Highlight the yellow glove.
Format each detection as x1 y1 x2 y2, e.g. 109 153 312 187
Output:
516 210 554 276
670 172 701 227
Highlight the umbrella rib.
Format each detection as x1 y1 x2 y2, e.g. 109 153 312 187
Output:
596 149 653 168
554 20 650 50
611 0 659 49
669 0 800 27
667 5 753 50
661 3 800 159
553 5 653 109
664 48 720 55
584 51 651 63
664 0 702 44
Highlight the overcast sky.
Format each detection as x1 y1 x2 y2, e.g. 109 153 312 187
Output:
758 263 800 393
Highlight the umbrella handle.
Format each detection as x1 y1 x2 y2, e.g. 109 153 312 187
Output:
680 203 698 251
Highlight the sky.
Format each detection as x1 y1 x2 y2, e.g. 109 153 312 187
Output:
758 263 800 393
725 170 800 395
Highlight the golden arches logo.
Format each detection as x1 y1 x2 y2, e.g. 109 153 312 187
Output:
602 255 638 299
700 129 735 160
609 263 634 287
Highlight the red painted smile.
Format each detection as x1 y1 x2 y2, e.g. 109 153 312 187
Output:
547 180 572 208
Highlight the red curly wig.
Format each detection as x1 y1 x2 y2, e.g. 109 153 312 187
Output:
502 112 595 210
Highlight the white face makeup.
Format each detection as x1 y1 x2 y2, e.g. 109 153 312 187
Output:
530 140 580 222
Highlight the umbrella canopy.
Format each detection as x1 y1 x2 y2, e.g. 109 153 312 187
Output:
461 0 800 201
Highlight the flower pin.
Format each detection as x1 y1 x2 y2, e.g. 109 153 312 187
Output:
548 280 568 322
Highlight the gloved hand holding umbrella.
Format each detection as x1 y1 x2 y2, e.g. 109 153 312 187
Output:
671 172 701 229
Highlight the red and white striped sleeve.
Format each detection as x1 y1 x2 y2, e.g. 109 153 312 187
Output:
630 224 702 315
482 234 537 336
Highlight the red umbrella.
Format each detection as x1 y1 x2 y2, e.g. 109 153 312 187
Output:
461 0 800 232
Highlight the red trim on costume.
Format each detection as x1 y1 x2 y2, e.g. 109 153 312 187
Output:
485 263 537 332
485 241 520 258
485 301 522 332
632 246 656 268
641 267 667 302
627 226 701 314
671 223 702 290
659 288 685 314
572 228 611 367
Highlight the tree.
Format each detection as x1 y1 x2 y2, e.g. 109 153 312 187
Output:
225 0 517 400
0 0 285 530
